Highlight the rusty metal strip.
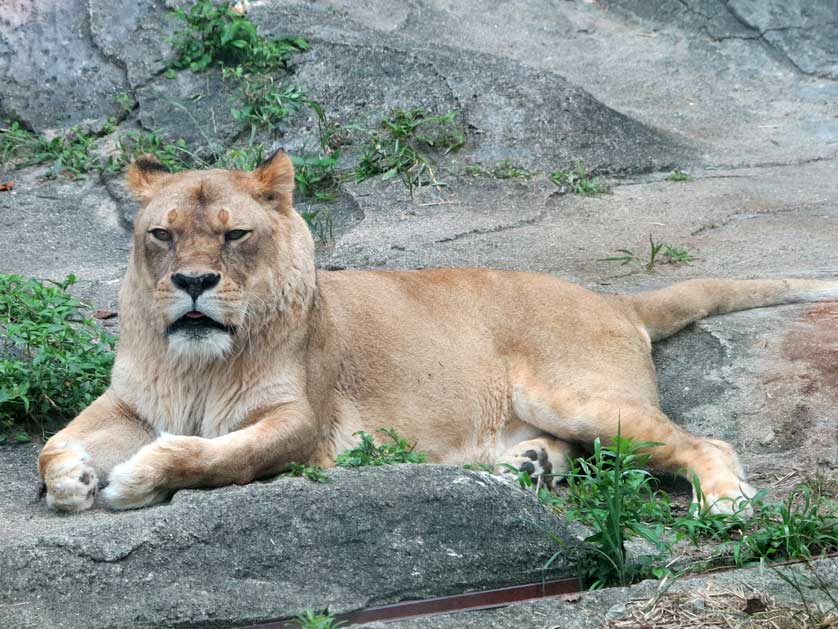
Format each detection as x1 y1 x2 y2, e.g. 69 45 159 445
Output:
239 577 582 628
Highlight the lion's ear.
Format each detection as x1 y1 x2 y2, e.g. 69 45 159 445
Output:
253 149 295 214
126 156 171 204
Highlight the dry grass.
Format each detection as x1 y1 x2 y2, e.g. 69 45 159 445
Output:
607 583 838 629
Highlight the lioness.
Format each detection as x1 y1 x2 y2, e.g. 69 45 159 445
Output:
38 151 838 513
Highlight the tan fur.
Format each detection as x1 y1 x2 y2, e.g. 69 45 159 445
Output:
38 152 838 513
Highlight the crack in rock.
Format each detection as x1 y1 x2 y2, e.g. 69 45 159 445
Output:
435 207 550 244
691 206 802 236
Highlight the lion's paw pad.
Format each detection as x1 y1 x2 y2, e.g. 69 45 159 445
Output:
499 448 560 489
44 454 98 513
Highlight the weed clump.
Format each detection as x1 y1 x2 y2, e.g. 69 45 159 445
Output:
355 108 465 194
0 121 99 178
292 609 344 629
0 275 115 442
600 234 697 272
335 427 428 467
550 160 609 196
285 463 329 483
666 168 690 182
528 434 838 589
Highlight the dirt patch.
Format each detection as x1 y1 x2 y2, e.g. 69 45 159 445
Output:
782 303 838 401
607 583 835 629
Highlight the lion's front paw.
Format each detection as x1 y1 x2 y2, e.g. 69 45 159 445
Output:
101 456 169 511
41 443 99 512
100 435 186 510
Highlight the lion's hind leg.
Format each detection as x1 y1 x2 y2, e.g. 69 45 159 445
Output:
510 370 756 515
497 435 581 491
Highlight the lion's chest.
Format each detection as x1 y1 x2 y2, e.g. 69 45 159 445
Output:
143 381 242 437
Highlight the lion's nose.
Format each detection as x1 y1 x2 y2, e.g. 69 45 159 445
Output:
171 272 221 300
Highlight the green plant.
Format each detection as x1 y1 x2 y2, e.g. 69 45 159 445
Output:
292 152 341 201
292 609 344 629
731 484 838 566
354 108 464 194
169 0 308 74
0 275 115 442
600 235 696 271
114 92 136 115
539 431 838 589
285 463 329 483
335 427 428 467
546 433 672 588
666 169 689 182
215 143 266 171
105 130 203 174
225 67 311 140
550 161 609 196
0 122 98 178
490 159 533 179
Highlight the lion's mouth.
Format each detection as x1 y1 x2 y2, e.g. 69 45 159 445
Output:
166 311 236 337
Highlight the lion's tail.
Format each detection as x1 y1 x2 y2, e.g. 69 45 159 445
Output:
619 278 838 342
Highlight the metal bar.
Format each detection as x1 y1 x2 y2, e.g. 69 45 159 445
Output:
238 577 581 628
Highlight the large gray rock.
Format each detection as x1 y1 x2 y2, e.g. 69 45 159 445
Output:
728 0 838 79
0 459 585 629
0 0 129 130
255 4 695 175
606 0 838 80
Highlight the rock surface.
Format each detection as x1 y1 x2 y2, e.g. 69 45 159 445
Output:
1 0 838 627
0 461 584 628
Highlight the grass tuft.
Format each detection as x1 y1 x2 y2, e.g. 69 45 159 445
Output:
354 108 464 195
292 609 344 629
335 428 428 468
285 463 329 483
0 121 99 178
534 432 838 589
600 234 697 272
665 168 690 182
550 160 609 196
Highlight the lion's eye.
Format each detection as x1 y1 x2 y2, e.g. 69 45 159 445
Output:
225 229 250 242
149 228 171 242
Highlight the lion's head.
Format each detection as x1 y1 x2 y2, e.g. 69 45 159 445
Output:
123 150 316 363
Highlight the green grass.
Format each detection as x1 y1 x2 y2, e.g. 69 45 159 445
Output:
600 234 697 272
0 275 115 443
335 428 428 467
0 121 99 178
168 0 308 74
285 463 329 483
543 433 672 588
550 160 609 196
489 160 533 179
292 610 344 629
533 434 838 589
292 153 341 201
354 108 464 195
105 129 203 174
224 67 311 141
114 92 136 115
666 168 690 182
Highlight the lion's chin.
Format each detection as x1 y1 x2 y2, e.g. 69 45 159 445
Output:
166 329 235 363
